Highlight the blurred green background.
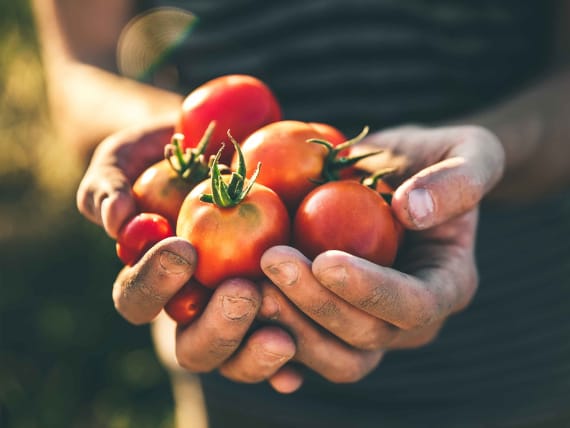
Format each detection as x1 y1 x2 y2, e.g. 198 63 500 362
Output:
0 2 175 427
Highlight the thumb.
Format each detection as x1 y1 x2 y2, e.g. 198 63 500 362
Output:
390 126 505 229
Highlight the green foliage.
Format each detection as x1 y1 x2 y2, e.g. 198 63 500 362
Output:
0 1 175 427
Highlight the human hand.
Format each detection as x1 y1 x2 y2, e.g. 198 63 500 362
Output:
76 123 302 393
259 125 505 384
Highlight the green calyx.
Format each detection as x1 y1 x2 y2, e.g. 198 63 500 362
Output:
307 125 384 183
361 167 397 204
200 132 261 208
165 121 216 185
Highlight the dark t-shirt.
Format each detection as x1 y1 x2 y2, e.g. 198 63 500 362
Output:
134 1 570 426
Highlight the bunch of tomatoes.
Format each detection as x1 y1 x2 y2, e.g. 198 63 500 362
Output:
115 74 404 326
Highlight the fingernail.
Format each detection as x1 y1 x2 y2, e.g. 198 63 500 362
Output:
259 295 281 320
317 265 348 289
221 296 255 320
159 251 191 274
408 188 434 228
265 262 299 287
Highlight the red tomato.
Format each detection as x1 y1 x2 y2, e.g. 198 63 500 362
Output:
233 120 348 210
132 128 213 225
132 159 195 226
293 180 400 267
164 280 212 325
176 74 282 164
176 179 290 288
308 122 347 146
116 213 174 266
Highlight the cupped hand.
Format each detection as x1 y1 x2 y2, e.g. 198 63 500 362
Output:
76 123 301 393
259 125 505 383
76 122 176 238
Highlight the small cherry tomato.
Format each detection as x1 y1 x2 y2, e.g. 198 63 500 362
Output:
176 74 282 164
293 180 400 267
116 213 174 266
164 280 212 325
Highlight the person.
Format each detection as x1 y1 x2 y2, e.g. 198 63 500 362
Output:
33 0 570 427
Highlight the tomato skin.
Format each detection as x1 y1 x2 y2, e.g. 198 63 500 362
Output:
234 120 346 211
164 280 212 325
293 180 400 267
132 159 194 226
116 213 174 266
176 179 291 288
308 122 347 146
176 75 282 164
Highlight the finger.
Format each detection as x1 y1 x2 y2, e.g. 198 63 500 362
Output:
393 127 504 229
219 326 296 383
77 164 136 238
113 237 196 324
175 279 261 373
311 247 477 331
388 320 444 349
267 365 304 394
76 125 175 237
259 282 384 384
261 246 399 350
354 126 505 229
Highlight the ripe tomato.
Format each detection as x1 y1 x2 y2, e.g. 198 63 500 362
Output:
116 213 174 266
164 280 212 325
177 143 290 288
132 158 195 226
177 180 290 287
234 120 352 210
307 122 347 146
132 129 213 225
176 74 282 164
293 180 400 267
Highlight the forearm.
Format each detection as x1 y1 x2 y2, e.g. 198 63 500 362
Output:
33 0 183 160
469 68 570 202
44 60 183 159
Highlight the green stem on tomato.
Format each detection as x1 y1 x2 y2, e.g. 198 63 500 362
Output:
361 167 397 204
307 125 384 183
200 131 261 208
165 120 216 185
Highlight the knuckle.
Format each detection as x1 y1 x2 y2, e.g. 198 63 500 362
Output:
455 266 479 312
308 299 340 319
175 348 203 372
402 292 439 331
76 179 97 220
348 322 398 351
458 125 495 145
209 336 242 360
326 358 369 384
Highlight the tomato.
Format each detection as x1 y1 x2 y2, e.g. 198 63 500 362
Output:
164 280 212 325
293 180 400 267
176 74 282 164
116 213 174 266
177 142 290 288
132 159 195 225
234 120 354 211
132 128 213 225
307 122 347 146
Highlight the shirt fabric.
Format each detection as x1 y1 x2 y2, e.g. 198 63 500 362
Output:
136 1 570 427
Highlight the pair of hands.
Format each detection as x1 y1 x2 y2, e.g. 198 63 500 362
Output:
77 122 504 393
